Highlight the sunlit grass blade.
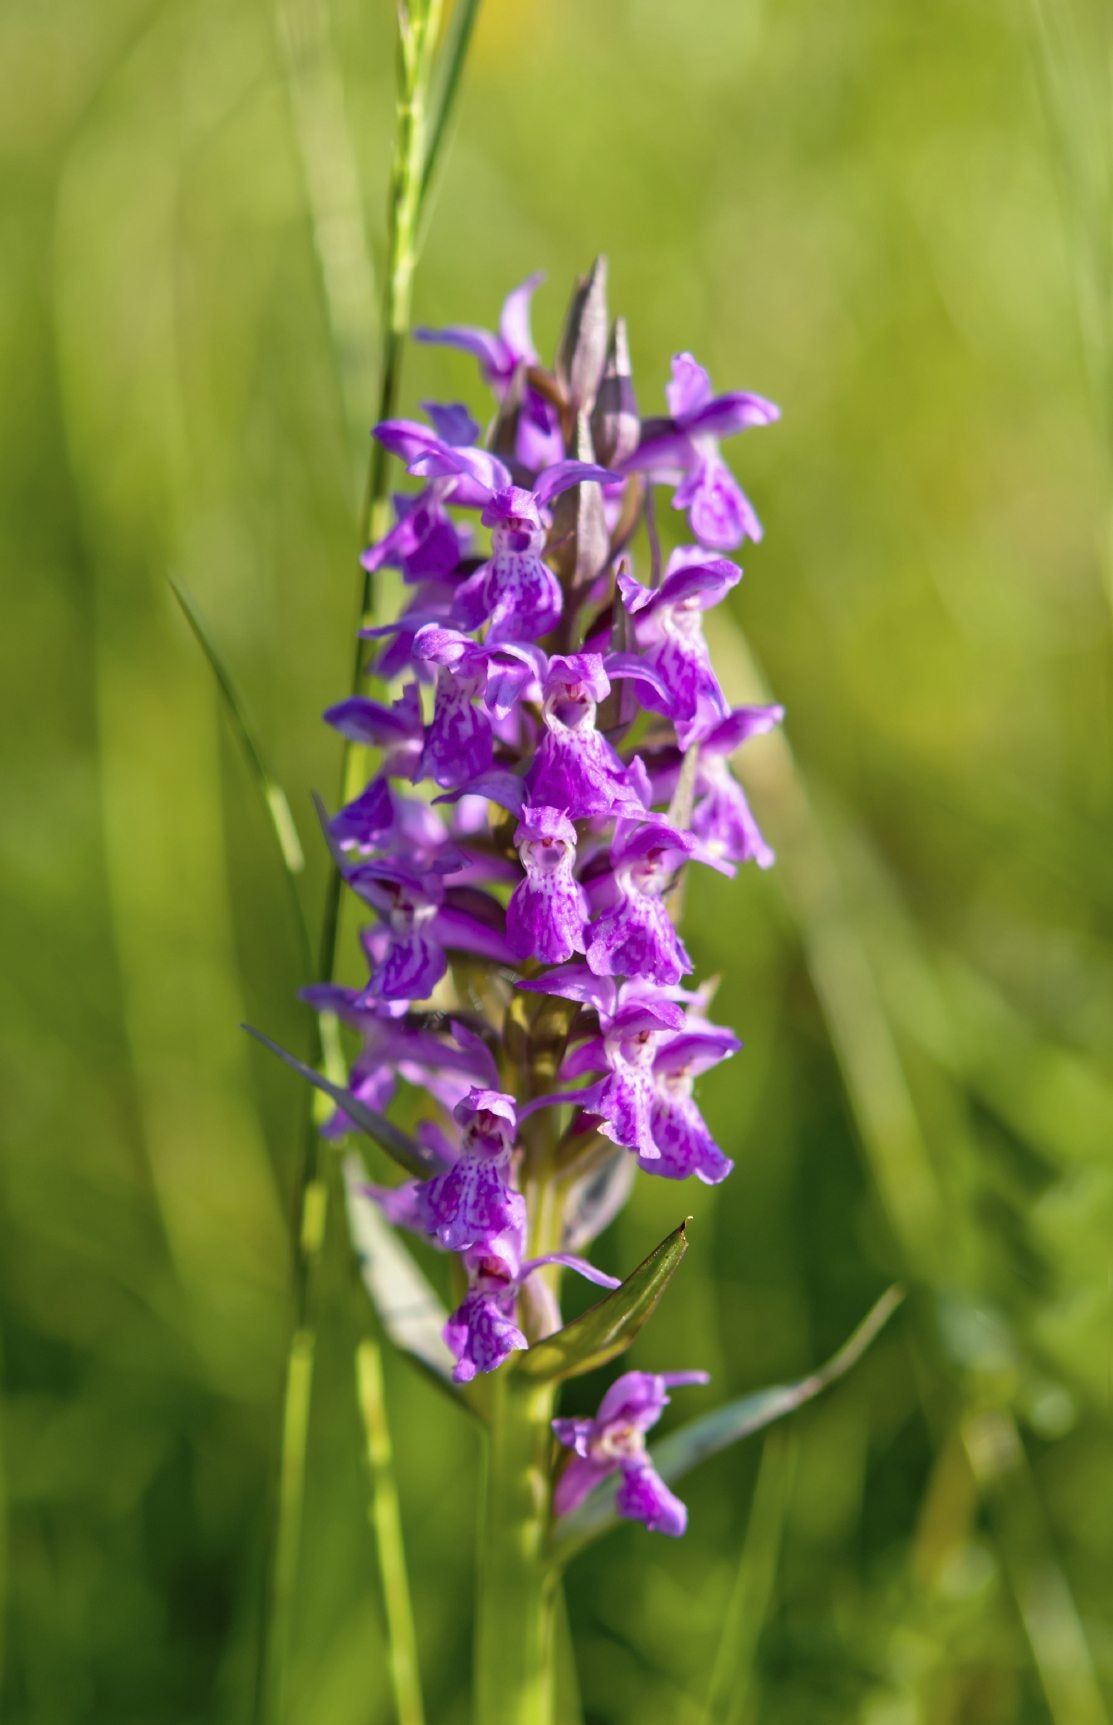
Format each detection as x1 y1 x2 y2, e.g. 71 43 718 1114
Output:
168 578 312 973
355 1338 427 1725
517 1220 689 1383
963 1406 1109 1725
419 0 482 224
701 1432 798 1725
277 0 378 473
550 1287 903 1564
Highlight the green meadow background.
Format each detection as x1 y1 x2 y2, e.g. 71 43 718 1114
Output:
3 0 1112 1720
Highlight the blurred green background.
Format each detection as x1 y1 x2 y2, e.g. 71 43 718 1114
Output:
3 0 1112 1720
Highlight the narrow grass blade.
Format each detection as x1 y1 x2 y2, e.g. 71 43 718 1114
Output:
169 579 306 883
244 1026 433 1178
355 1338 427 1725
702 1432 798 1725
517 1220 689 1383
963 1407 1109 1725
550 1286 902 1563
419 0 482 223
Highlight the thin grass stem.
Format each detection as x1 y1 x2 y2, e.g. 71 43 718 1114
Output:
258 4 450 1720
356 1339 427 1725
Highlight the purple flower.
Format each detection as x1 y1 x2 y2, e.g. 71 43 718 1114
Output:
623 353 778 550
417 1089 523 1251
329 778 446 860
347 859 448 1001
361 486 466 583
506 806 589 963
304 988 497 1136
691 705 783 867
413 626 538 789
415 274 565 470
618 548 740 748
445 1289 529 1382
559 999 685 1160
460 469 616 643
445 1226 620 1383
376 425 614 641
323 683 424 774
585 823 694 986
644 1025 740 1183
552 1369 709 1535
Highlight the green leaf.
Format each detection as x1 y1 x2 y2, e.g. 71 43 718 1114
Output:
549 1285 904 1563
245 1026 433 1179
342 1156 474 1413
516 1220 689 1384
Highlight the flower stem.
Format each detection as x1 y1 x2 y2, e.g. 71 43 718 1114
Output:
474 1370 559 1725
474 1101 564 1724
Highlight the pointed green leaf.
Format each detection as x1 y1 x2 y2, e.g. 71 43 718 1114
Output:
549 1285 904 1563
245 1026 433 1179
517 1220 689 1384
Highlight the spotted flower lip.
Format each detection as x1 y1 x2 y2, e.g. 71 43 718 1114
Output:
552 1369 709 1535
506 805 589 964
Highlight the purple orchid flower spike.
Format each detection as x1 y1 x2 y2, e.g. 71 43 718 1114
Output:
506 805 590 964
292 267 797 1629
415 273 565 470
623 352 779 550
553 1369 709 1535
618 548 741 748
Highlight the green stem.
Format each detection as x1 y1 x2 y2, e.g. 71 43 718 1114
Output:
474 1371 559 1725
474 1104 564 1724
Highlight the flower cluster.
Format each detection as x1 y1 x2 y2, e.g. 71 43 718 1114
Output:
315 265 781 1537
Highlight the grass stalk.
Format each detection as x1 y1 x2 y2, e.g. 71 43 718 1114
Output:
356 1340 426 1725
258 4 455 1720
